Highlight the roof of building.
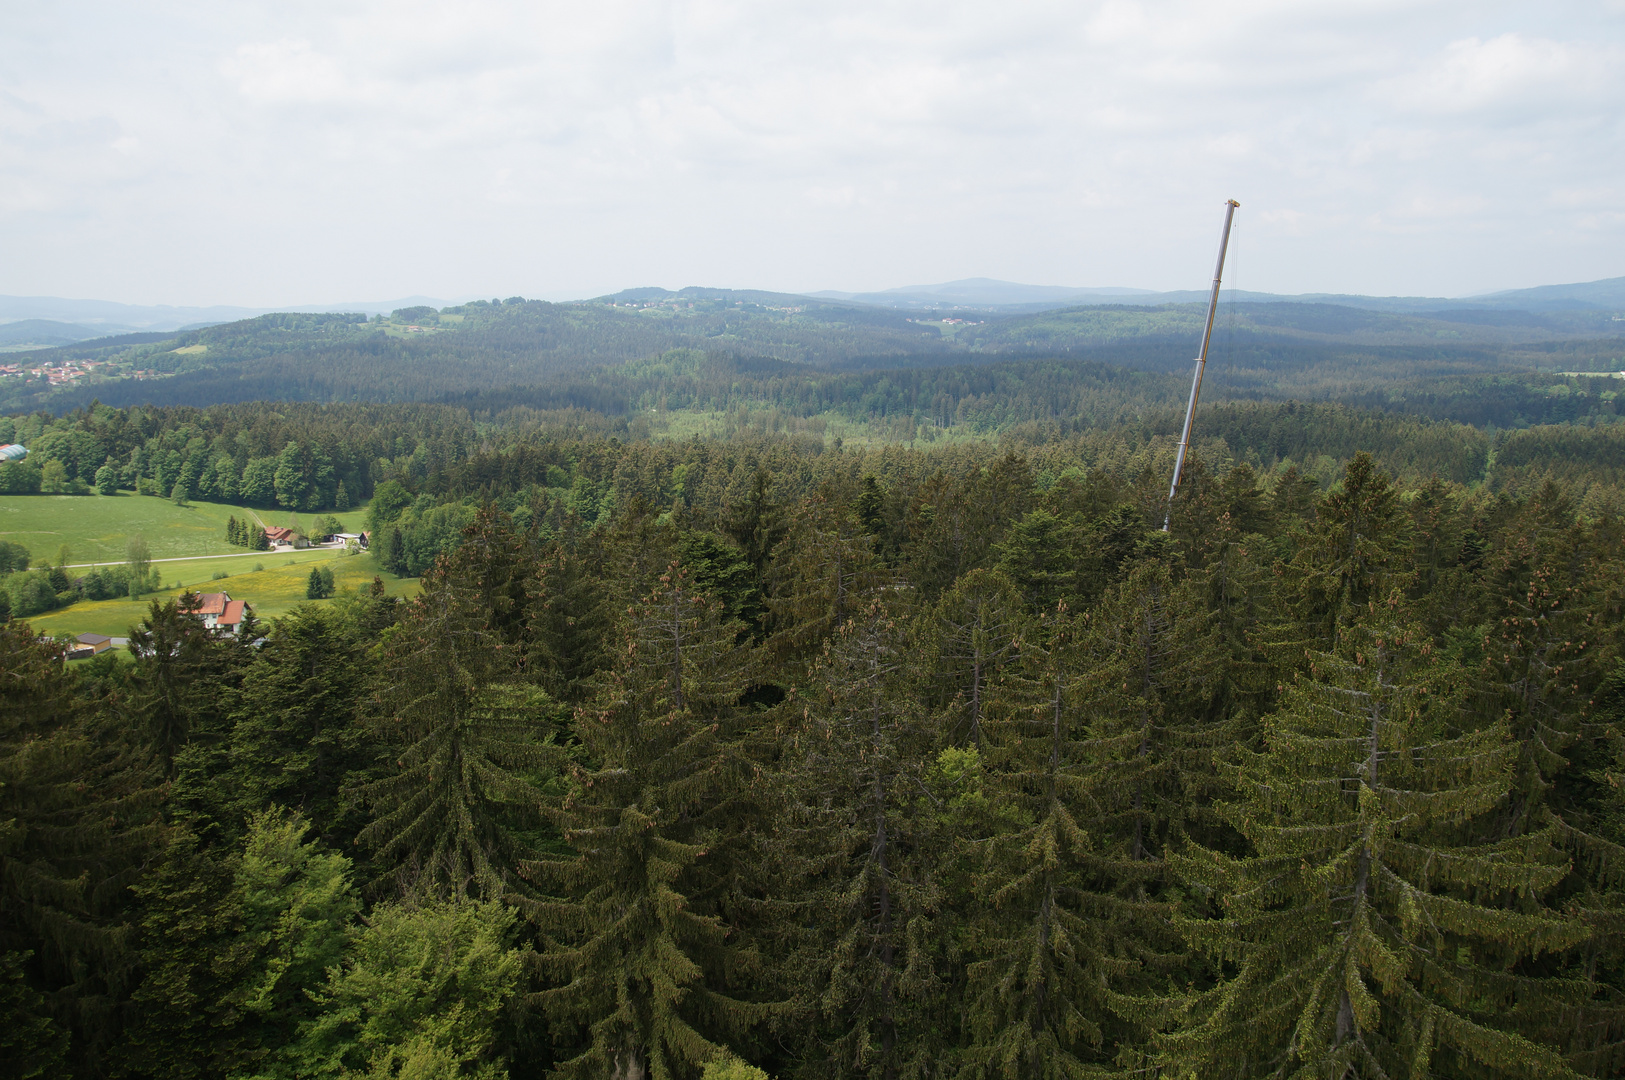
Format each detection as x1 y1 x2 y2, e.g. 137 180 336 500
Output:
0 443 27 462
77 632 112 645
194 592 229 616
263 526 296 542
218 599 249 626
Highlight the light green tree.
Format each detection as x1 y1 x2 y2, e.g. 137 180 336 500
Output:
282 899 524 1080
119 809 358 1079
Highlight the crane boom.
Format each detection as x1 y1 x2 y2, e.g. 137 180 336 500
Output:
1162 199 1239 532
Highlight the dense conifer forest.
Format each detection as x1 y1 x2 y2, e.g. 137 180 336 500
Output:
6 289 1625 1077
6 391 1625 1076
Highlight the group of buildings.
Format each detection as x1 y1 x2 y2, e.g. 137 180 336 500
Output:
0 358 105 385
65 590 252 660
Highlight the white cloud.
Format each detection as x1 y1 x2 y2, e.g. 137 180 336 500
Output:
223 39 354 105
1382 33 1617 116
0 0 1621 303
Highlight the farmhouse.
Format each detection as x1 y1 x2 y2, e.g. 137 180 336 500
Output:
217 599 250 635
262 526 299 547
192 592 254 635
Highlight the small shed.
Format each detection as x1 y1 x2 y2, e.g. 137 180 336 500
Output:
77 632 113 654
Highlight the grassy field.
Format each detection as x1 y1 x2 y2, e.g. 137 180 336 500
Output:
30 549 419 641
0 493 255 565
3 490 412 644
0 493 375 567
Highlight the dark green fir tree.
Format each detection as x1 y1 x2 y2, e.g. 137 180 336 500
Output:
355 577 560 903
1165 619 1589 1079
529 560 772 1080
790 597 945 1080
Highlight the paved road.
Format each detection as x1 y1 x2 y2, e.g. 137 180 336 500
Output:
65 545 345 570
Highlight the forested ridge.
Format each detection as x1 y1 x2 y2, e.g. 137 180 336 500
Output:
7 345 1625 506
10 292 1624 419
7 418 1625 1078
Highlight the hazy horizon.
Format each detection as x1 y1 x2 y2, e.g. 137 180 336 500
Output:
9 268 1625 328
8 267 1625 329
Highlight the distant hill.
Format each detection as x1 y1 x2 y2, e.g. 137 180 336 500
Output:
1474 276 1625 309
804 276 1625 314
0 319 140 349
9 285 1623 419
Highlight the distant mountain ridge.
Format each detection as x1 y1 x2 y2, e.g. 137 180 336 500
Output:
801 276 1625 314
6 275 1623 340
0 319 144 349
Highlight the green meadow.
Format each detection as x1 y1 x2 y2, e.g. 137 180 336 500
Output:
0 493 373 567
32 549 418 642
2 492 408 642
0 492 257 565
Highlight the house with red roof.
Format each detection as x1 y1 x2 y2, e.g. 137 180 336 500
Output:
191 592 253 635
216 598 250 635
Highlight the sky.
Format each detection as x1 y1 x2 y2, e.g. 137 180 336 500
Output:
3 1 1623 306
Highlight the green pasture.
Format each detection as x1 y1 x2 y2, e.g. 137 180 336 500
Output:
0 493 257 565
29 550 418 642
133 547 341 591
0 493 374 568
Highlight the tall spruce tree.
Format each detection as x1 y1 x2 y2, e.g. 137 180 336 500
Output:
355 576 560 903
529 527 615 704
722 467 789 593
924 568 1025 749
791 597 944 1080
767 491 888 664
427 505 541 660
1078 561 1222 860
126 593 253 776
213 605 379 850
1165 619 1590 1079
959 607 1164 1079
529 561 770 1080
1192 508 1280 732
0 622 163 1073
1271 452 1411 665
1468 486 1625 1069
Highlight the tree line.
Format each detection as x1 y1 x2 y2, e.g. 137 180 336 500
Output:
0 400 481 508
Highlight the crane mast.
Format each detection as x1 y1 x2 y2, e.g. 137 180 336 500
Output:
1161 198 1239 532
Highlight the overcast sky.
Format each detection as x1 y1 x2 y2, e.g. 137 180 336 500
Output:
3 1 1622 306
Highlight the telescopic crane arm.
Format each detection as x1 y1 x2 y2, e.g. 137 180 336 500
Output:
1162 199 1239 532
